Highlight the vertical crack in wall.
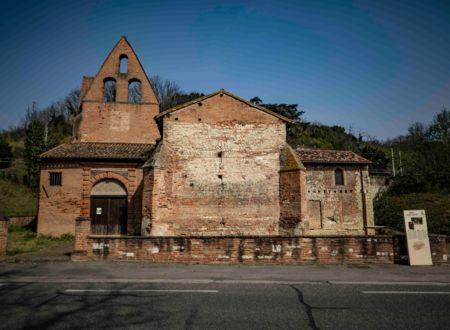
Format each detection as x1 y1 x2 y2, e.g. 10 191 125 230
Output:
218 148 225 226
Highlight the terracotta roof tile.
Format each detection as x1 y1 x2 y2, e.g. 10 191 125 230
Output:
295 147 370 164
40 142 155 160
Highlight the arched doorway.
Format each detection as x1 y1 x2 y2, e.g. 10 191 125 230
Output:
90 179 127 235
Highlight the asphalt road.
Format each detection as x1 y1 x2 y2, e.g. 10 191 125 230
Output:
1 281 449 330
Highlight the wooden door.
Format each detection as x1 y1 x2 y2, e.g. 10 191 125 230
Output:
90 197 127 234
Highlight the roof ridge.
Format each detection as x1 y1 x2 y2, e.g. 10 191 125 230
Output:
295 147 370 164
155 89 293 123
39 142 156 160
39 142 71 157
70 141 155 145
296 147 360 153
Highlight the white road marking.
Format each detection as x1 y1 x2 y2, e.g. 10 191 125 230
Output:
362 291 450 295
331 281 450 286
64 289 219 293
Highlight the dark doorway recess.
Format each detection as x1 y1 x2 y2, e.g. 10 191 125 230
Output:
90 196 127 235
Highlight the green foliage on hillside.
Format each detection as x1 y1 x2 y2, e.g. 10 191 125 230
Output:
0 179 37 216
374 108 450 234
0 137 13 169
1 79 448 235
375 193 450 236
24 120 47 191
250 97 391 174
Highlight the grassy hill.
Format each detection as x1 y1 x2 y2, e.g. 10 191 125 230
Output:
0 179 37 217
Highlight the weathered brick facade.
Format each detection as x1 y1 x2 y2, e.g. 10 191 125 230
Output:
75 37 160 144
72 219 449 265
303 164 374 236
37 37 159 236
38 37 378 246
142 92 289 236
38 161 146 236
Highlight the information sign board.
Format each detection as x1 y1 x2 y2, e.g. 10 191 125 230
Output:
403 210 432 266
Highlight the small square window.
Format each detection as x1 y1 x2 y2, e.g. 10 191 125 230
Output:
49 172 62 186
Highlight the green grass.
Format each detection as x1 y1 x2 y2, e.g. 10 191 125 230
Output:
6 226 74 256
0 179 37 216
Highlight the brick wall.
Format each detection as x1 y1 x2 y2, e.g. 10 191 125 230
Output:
7 216 35 228
76 37 160 144
78 102 160 143
73 234 395 264
38 161 144 236
144 93 287 236
38 164 83 236
0 217 8 260
303 164 374 235
73 218 395 264
279 170 304 235
393 234 448 265
73 218 448 265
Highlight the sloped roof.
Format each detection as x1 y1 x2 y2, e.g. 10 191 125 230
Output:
295 147 370 164
40 142 155 160
280 145 305 171
155 89 293 123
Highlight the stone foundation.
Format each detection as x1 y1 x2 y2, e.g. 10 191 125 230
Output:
72 218 448 265
73 234 396 264
0 217 8 261
7 216 35 228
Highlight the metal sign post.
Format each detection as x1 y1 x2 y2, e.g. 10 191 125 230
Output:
403 210 432 266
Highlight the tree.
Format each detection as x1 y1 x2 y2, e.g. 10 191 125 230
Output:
427 107 450 143
63 88 81 118
375 107 450 234
24 118 47 191
150 75 204 111
128 81 142 103
250 96 262 105
250 97 306 145
150 75 182 111
174 92 205 106
392 109 450 193
358 145 389 173
250 97 304 123
0 136 13 169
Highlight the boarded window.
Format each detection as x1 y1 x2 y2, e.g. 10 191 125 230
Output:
335 168 344 185
103 78 117 102
128 79 142 103
308 200 322 229
49 172 62 186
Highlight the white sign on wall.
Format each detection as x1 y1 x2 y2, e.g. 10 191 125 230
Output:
96 208 102 215
403 210 432 266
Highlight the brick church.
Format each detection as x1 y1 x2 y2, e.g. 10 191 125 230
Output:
38 37 375 238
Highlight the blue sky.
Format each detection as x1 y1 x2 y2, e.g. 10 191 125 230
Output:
0 0 449 139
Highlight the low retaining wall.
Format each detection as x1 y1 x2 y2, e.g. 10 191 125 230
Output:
393 234 448 265
0 217 8 261
7 216 35 228
74 235 395 264
73 218 395 264
73 218 449 265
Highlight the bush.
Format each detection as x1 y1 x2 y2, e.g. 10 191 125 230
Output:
375 192 450 236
